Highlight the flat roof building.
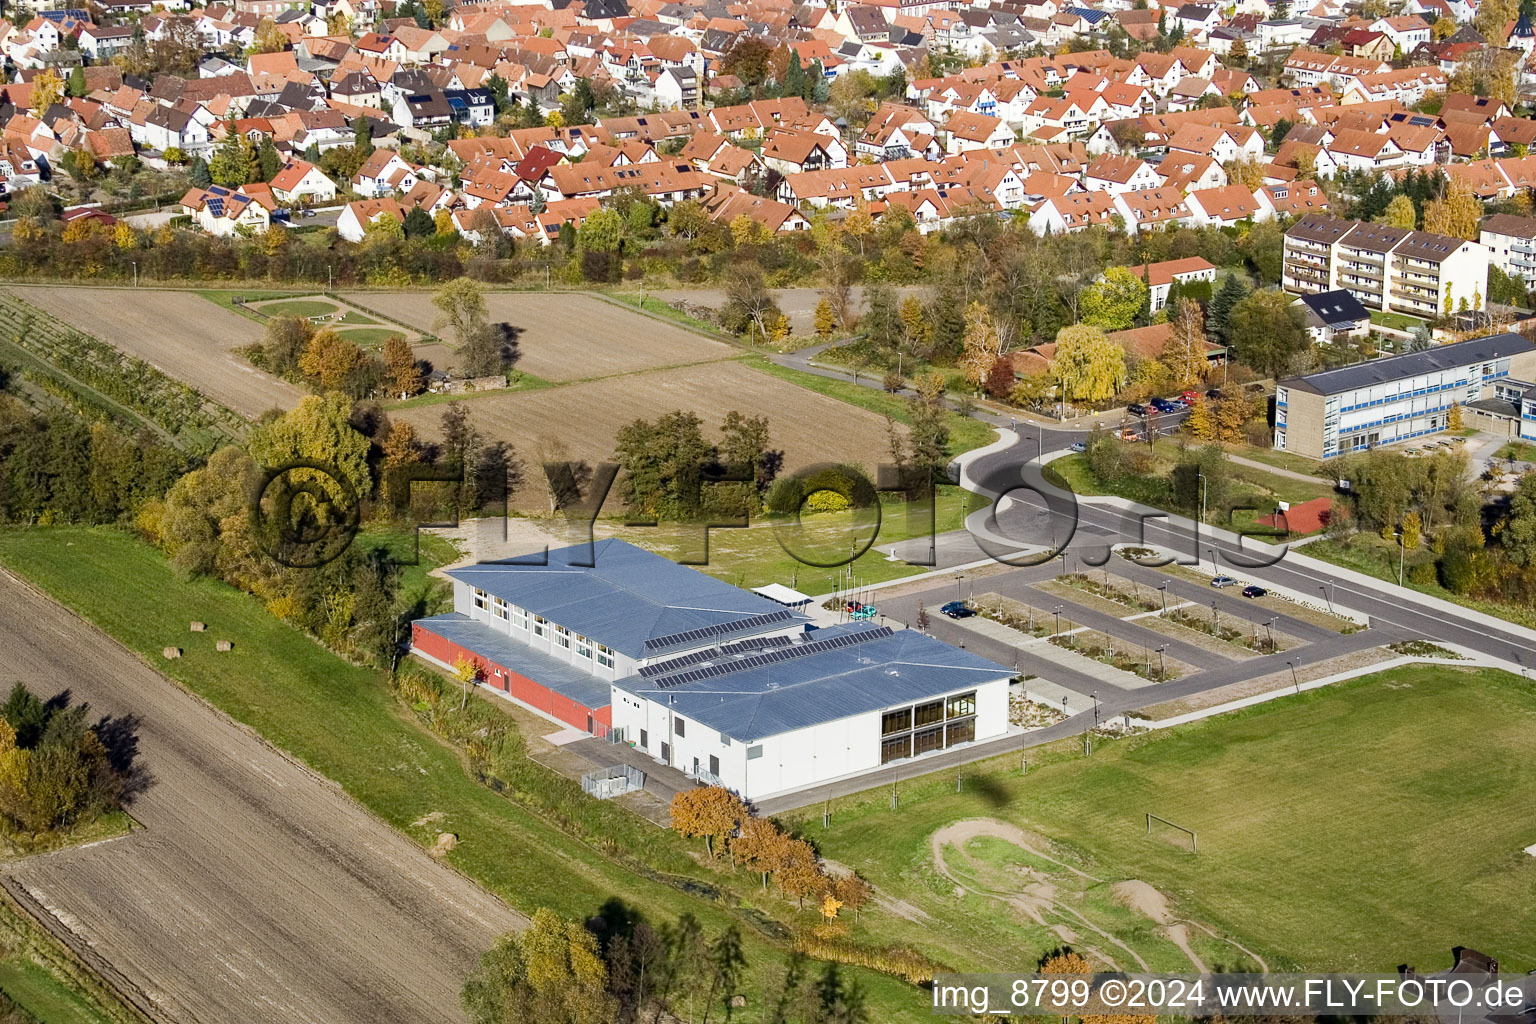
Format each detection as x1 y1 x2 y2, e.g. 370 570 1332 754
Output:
410 540 1012 800
1274 332 1536 458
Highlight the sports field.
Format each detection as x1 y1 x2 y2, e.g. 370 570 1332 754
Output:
8 285 301 418
339 291 738 381
794 665 1536 974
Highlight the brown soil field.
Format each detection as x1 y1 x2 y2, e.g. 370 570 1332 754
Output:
395 360 900 507
0 572 521 1024
9 286 304 418
340 291 736 381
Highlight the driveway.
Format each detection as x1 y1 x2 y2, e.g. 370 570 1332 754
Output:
0 571 522 1024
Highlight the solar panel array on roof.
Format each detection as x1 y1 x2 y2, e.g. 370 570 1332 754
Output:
638 633 796 677
650 627 893 689
643 608 795 653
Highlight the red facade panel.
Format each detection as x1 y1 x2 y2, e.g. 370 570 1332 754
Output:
409 622 610 733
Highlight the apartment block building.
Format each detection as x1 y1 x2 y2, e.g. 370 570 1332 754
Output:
1274 333 1536 459
1282 213 1489 319
1479 212 1536 285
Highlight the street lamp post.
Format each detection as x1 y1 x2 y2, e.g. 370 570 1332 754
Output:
954 571 964 603
1197 470 1207 525
1091 690 1100 728
1265 617 1276 653
1288 659 1301 694
1159 581 1169 616
1156 644 1167 680
1053 605 1062 636
1394 529 1405 586
131 260 137 287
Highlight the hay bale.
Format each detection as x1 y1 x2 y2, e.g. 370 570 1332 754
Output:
162 647 182 659
215 640 234 652
430 832 458 858
190 621 206 632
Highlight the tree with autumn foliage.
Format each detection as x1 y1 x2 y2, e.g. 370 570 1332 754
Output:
831 873 873 920
774 836 824 908
383 335 423 397
1164 298 1209 389
961 301 1000 388
730 814 786 890
1051 324 1125 404
1041 949 1155 1024
1422 177 1482 241
669 785 746 860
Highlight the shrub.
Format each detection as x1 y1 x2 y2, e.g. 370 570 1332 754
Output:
804 489 852 514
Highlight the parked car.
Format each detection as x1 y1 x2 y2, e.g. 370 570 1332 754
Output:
1181 390 1201 404
1242 585 1267 598
1151 398 1180 413
1210 575 1238 588
1127 402 1148 416
1205 388 1223 400
1119 427 1141 441
1069 440 1086 452
940 601 975 619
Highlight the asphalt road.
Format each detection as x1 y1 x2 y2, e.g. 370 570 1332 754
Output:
752 364 1536 813
0 570 523 1024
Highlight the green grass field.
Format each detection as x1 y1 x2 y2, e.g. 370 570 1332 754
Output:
789 664 1536 974
746 357 997 454
333 327 403 348
253 299 338 318
613 486 987 591
0 960 113 1024
0 527 926 1020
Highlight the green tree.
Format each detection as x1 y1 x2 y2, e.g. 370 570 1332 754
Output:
1502 472 1536 566
1227 289 1307 378
613 410 713 519
1380 193 1417 229
1080 267 1149 330
256 137 282 181
246 393 373 502
578 207 624 253
66 65 88 99
208 126 257 187
402 205 435 237
1206 272 1249 343
1051 324 1126 403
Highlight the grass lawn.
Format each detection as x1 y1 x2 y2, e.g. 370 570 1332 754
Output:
610 293 725 336
745 356 998 454
787 665 1536 974
0 527 927 1020
0 960 117 1024
253 299 339 318
614 487 987 592
1369 309 1425 332
334 326 405 348
1494 440 1536 462
1047 441 1332 534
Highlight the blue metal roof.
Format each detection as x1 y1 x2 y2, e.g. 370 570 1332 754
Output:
444 540 803 658
613 623 1013 742
414 613 614 709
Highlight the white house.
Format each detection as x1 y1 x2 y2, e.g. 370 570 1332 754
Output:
268 159 337 204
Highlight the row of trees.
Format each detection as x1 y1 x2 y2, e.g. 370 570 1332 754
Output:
462 905 870 1024
136 391 515 663
670 786 873 915
0 394 187 526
